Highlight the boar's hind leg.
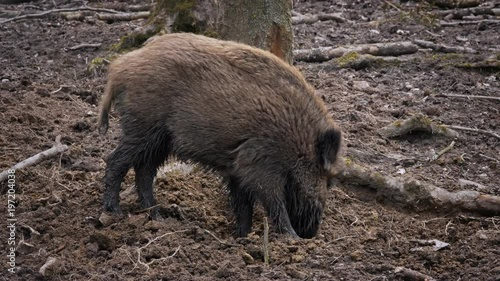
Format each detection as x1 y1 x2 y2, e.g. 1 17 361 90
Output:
103 141 134 213
133 128 171 220
228 176 254 237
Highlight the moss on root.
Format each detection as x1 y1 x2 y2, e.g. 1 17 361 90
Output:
87 55 117 77
110 25 162 53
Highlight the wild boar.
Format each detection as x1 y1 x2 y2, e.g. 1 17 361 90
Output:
98 33 342 238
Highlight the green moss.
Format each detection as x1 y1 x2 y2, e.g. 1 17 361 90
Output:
203 29 218 38
87 55 118 77
110 25 162 53
344 157 353 167
336 52 360 67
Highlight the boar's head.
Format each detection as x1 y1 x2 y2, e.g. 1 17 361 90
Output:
286 129 342 238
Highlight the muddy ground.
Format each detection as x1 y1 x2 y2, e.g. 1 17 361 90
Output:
1 0 499 280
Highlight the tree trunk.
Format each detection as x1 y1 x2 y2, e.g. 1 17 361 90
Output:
218 0 293 64
156 0 293 64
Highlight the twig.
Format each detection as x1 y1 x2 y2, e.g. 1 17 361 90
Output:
39 257 58 276
123 229 188 273
445 125 500 140
68 43 102 50
436 93 500 101
0 6 121 24
133 203 162 214
0 136 68 182
394 266 436 281
478 154 499 162
413 39 476 54
19 223 41 236
48 243 67 255
263 217 270 266
204 229 237 247
431 141 455 162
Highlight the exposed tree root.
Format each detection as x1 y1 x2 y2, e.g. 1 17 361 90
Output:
413 39 476 53
337 160 500 215
378 113 459 139
293 41 418 62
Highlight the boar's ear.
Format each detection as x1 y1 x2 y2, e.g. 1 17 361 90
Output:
316 129 342 171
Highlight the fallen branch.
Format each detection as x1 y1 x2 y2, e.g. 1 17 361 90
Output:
96 11 150 22
413 39 476 53
379 113 459 139
94 3 154 12
294 41 418 62
337 160 500 215
68 43 102 50
427 0 480 9
0 136 68 182
0 6 121 24
433 6 500 19
439 19 500 26
446 125 500 140
436 93 500 101
292 12 352 24
394 266 436 281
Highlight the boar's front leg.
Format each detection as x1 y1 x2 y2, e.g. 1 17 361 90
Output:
227 176 254 237
264 196 299 238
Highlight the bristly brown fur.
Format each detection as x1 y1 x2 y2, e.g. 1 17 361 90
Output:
99 33 342 238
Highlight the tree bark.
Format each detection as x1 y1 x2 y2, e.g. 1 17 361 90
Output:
218 0 293 64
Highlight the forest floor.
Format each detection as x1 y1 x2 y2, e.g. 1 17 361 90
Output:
0 0 499 280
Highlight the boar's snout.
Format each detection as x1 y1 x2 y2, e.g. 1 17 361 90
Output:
288 198 324 239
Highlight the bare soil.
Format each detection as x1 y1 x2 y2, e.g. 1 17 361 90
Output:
1 1 499 280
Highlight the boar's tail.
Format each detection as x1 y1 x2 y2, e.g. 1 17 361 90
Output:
98 77 122 135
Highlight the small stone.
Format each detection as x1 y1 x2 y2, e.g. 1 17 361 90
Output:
89 232 115 252
247 265 264 274
1 78 9 83
350 250 364 261
242 252 255 265
98 212 117 227
291 254 305 263
285 265 307 279
306 242 317 250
